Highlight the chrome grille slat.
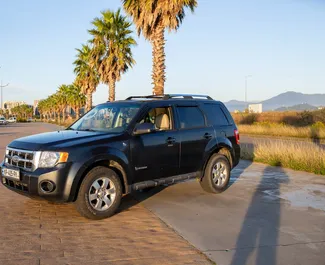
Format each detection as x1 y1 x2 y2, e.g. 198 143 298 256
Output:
4 147 35 171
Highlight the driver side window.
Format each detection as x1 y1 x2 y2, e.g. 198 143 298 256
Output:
139 107 173 131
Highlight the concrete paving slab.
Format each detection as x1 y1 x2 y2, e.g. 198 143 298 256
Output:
135 161 325 265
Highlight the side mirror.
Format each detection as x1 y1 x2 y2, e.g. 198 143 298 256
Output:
134 123 155 135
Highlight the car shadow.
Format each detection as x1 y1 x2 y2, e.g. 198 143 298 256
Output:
226 143 254 190
117 185 169 214
119 144 254 213
230 165 290 265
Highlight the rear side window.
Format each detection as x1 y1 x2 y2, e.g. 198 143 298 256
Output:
177 106 205 129
201 104 229 126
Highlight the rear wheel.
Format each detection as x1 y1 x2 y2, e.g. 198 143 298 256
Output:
200 154 231 193
75 167 122 220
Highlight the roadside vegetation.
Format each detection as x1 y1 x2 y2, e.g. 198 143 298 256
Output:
241 141 325 175
0 104 33 122
233 109 325 140
238 123 325 140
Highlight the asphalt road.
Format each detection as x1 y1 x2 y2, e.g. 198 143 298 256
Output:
1 123 325 265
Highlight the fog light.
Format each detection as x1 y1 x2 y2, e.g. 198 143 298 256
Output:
40 180 56 193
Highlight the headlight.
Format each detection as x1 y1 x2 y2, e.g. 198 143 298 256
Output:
38 152 69 168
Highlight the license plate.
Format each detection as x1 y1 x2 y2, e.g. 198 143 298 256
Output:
2 167 20 180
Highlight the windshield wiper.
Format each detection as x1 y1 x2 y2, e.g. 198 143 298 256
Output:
79 128 97 132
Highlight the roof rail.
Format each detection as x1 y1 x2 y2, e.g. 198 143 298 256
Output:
126 94 213 100
125 95 163 100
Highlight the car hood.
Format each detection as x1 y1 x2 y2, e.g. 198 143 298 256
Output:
8 130 122 151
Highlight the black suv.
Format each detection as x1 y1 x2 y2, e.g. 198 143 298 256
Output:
1 94 240 219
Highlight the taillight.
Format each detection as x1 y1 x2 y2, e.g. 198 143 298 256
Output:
234 129 240 144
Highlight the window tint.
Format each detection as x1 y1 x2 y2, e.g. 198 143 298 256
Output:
177 107 205 129
201 104 229 126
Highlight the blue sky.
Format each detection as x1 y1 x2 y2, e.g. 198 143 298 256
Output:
0 0 324 105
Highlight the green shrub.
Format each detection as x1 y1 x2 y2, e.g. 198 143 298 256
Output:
240 113 259 125
17 118 27 123
253 121 285 127
311 121 325 128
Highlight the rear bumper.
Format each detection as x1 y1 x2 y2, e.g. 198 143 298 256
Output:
0 161 73 202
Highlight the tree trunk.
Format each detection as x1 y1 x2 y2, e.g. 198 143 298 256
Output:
76 107 80 119
62 109 65 123
86 91 92 111
151 22 166 95
108 79 116 102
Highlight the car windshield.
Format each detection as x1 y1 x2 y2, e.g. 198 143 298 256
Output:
69 104 140 133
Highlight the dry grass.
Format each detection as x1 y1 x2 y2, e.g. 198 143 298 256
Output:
241 141 325 175
232 109 325 126
238 124 325 139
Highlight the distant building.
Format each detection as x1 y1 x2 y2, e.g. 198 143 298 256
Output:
248 103 263 113
34 100 40 116
2 101 27 114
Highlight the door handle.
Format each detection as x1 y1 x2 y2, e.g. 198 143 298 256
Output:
166 137 176 144
204 133 213 139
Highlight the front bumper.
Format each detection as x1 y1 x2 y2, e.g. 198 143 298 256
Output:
0 161 73 202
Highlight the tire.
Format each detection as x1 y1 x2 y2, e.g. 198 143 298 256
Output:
200 154 231 193
75 166 122 220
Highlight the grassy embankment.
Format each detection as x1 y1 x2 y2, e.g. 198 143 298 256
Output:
240 141 325 175
238 124 325 140
233 110 325 175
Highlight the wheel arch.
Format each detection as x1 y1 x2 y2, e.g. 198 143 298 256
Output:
201 143 234 180
69 156 131 202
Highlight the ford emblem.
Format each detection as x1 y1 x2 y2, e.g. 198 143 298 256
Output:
12 155 20 163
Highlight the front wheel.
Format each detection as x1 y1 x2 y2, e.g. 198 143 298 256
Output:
75 167 122 220
200 154 231 193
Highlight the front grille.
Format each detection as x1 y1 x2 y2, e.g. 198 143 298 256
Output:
5 148 34 171
2 177 29 192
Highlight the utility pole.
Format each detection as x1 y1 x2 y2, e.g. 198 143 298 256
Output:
245 75 252 103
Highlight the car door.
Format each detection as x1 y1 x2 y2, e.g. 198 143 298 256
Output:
176 104 215 174
130 104 180 183
200 103 234 142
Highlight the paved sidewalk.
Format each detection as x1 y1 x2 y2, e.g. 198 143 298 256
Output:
0 187 211 265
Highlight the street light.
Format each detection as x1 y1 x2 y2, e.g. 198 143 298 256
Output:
0 66 10 109
1 81 9 109
245 75 252 103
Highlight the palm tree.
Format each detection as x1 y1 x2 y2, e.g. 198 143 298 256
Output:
66 84 86 119
89 8 136 102
38 100 46 120
47 94 58 121
74 44 99 111
56 85 69 124
122 0 197 95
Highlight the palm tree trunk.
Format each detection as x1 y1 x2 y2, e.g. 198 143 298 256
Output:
75 105 80 119
62 109 65 123
151 22 166 96
86 91 92 111
108 79 116 102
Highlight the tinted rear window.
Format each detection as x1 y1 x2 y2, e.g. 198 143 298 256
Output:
201 104 229 126
177 106 205 129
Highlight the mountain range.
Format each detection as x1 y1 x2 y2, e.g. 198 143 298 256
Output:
224 91 325 112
